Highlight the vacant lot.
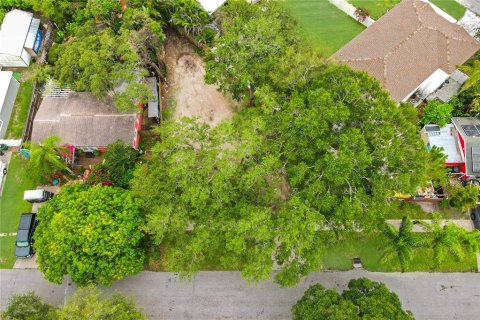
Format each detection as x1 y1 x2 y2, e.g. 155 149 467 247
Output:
281 0 365 55
164 32 235 126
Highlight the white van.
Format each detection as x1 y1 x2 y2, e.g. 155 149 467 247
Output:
23 189 54 203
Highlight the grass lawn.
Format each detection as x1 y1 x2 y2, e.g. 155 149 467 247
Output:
386 201 466 220
281 0 365 56
5 74 34 139
0 237 16 269
320 233 477 272
348 0 465 20
0 154 35 233
0 154 36 269
348 0 400 20
430 0 466 20
145 238 243 272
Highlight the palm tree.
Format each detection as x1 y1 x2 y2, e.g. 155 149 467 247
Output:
381 217 424 272
25 136 70 183
418 213 466 268
459 60 480 92
461 230 480 255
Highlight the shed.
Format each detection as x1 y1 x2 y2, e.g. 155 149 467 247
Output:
0 9 42 67
146 77 160 118
0 71 20 139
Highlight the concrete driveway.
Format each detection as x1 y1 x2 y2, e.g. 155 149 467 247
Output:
1 270 480 320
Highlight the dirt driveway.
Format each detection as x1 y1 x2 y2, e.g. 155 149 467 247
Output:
164 32 235 126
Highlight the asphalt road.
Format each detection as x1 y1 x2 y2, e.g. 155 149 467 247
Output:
1 269 480 320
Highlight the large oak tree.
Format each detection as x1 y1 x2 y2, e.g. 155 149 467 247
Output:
34 184 145 286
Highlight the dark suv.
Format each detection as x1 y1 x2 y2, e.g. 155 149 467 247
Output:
15 213 37 258
470 206 480 231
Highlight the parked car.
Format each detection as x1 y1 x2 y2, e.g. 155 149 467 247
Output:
23 189 54 203
470 206 480 230
15 213 37 258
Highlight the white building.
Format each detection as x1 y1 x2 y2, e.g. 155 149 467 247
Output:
0 71 20 139
0 9 42 67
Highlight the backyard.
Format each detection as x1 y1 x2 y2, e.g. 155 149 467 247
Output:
281 0 365 55
0 154 35 268
5 69 34 139
348 0 466 20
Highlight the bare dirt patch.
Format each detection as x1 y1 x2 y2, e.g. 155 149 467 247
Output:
164 31 236 126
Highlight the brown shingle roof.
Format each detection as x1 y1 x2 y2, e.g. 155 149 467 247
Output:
31 92 137 147
334 0 480 102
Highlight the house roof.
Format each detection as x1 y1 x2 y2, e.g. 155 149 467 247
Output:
0 10 33 56
31 93 137 147
0 71 14 111
452 117 480 176
334 0 480 102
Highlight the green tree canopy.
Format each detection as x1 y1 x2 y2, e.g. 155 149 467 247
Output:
448 184 479 212
34 184 145 286
131 65 427 286
382 217 425 272
293 278 414 320
205 0 303 104
418 213 470 267
1 291 56 320
57 286 146 320
103 140 138 187
25 136 70 184
342 278 415 320
292 284 358 320
421 100 453 127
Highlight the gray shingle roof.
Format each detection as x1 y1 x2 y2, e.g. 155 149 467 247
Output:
31 92 137 147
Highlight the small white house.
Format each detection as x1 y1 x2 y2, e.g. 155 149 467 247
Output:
0 9 42 67
0 71 20 139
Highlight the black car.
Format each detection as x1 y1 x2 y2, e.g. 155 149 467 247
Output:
15 213 37 258
470 206 480 231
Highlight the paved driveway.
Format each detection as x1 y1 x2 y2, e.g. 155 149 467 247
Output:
1 270 480 320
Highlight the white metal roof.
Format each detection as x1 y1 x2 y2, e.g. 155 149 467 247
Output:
0 10 33 56
25 18 41 50
197 0 226 13
23 189 44 201
0 71 14 112
425 124 463 163
146 77 159 118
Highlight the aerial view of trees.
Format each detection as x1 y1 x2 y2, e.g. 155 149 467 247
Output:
130 0 430 286
2 0 477 297
292 278 414 320
1 288 145 320
34 184 145 286
24 136 71 184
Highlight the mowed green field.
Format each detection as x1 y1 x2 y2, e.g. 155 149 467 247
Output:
281 0 365 56
430 0 466 20
348 0 465 20
0 154 35 268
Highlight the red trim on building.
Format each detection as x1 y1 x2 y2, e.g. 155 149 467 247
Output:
457 131 466 159
133 101 144 149
446 161 466 174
